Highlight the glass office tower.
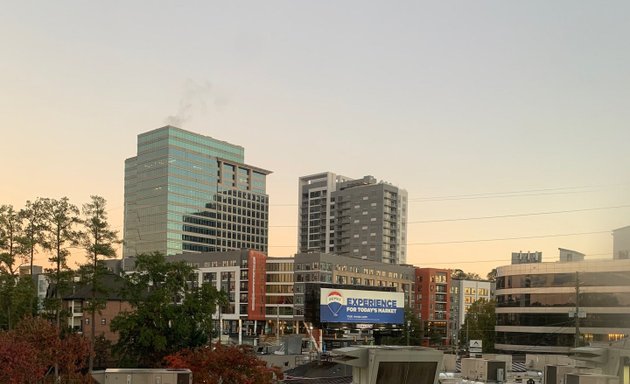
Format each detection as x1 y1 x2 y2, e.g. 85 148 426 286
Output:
123 126 271 257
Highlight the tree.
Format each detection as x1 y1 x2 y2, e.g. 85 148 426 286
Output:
0 276 36 331
460 299 496 353
165 343 283 384
0 205 22 277
111 252 224 367
57 332 92 382
0 331 44 384
17 198 48 277
41 197 80 326
0 205 28 330
0 316 91 383
486 268 497 282
40 197 81 381
380 308 423 346
451 269 482 280
79 195 119 372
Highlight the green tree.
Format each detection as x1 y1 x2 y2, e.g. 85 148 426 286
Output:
0 205 21 277
381 308 423 346
79 195 119 372
428 326 443 346
486 268 497 282
40 197 81 381
111 252 224 367
17 198 48 277
0 205 36 330
41 198 80 324
451 269 482 280
460 299 496 353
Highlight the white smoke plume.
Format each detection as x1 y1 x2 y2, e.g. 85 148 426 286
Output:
165 79 226 127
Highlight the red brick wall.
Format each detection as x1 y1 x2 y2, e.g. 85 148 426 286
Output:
80 300 133 343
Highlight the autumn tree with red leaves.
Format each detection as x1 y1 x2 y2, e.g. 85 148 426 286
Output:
0 332 45 384
0 317 92 383
165 343 283 384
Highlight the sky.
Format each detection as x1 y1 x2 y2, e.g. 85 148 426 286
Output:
2 1 630 276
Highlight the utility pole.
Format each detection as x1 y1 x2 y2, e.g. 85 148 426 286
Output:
466 316 469 351
277 303 280 346
575 271 581 348
218 304 222 345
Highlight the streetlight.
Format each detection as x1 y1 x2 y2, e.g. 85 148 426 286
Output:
407 320 411 346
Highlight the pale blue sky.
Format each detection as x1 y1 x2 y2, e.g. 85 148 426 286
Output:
2 1 630 274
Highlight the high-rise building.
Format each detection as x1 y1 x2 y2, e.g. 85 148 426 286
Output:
123 126 271 257
298 172 352 254
298 172 407 264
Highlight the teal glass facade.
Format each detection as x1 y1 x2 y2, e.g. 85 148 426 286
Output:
124 126 271 257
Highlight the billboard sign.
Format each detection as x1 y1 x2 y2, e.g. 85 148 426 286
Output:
320 288 404 324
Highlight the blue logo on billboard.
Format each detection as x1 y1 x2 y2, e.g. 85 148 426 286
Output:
320 288 404 324
326 290 344 317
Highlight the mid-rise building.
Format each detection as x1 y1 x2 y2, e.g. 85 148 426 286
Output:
495 256 630 354
414 268 451 346
449 278 493 346
123 250 268 336
292 252 415 321
56 273 130 346
265 257 296 334
559 248 585 262
613 226 630 260
123 126 271 257
298 172 408 264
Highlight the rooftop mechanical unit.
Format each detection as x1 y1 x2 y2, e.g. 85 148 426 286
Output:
91 368 192 384
461 358 507 382
330 345 443 384
544 365 601 384
565 373 620 384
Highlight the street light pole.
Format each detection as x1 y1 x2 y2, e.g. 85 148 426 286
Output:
407 320 411 346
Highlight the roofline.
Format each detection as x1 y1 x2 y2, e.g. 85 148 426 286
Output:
217 157 272 175
146 125 246 151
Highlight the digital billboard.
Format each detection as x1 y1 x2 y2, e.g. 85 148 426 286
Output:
320 288 404 324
